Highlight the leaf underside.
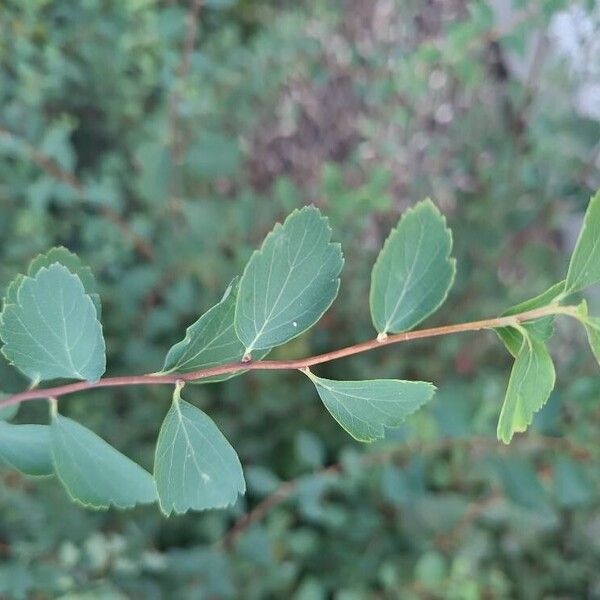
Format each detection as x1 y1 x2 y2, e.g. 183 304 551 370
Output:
370 199 456 335
495 281 565 357
161 280 268 382
497 335 556 444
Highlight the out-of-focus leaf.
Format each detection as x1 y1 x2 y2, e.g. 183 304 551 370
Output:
553 456 593 508
185 132 241 179
496 458 549 511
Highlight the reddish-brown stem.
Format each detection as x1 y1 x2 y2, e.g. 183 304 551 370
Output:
0 304 560 410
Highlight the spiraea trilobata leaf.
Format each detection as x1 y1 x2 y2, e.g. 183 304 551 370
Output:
160 280 268 382
573 301 600 367
584 318 600 366
0 264 106 383
370 199 455 335
51 414 157 510
0 422 53 477
0 391 19 421
235 205 343 354
497 334 556 444
495 280 565 357
565 189 600 295
154 389 245 515
28 246 102 317
307 372 436 442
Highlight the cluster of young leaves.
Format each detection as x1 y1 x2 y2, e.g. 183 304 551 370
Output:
1 192 599 515
494 189 600 442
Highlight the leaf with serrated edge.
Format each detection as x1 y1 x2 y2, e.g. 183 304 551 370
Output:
0 264 106 382
584 319 600 366
51 414 157 509
370 199 456 335
3 274 24 308
28 247 102 317
160 280 268 382
495 281 564 357
565 189 600 294
0 422 53 476
497 334 556 444
306 372 436 442
235 206 343 354
154 387 245 515
562 300 600 367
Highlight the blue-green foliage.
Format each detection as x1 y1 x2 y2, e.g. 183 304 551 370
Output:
0 0 599 598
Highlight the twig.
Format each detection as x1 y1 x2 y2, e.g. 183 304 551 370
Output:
168 0 203 164
0 303 566 409
221 433 591 550
220 470 337 550
0 126 154 260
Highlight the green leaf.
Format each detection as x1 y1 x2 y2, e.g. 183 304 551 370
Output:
369 199 456 335
154 387 245 515
497 334 556 444
306 372 436 442
51 414 157 510
583 317 600 366
235 206 343 354
28 247 101 317
0 264 106 383
0 392 19 421
565 189 600 294
3 274 24 307
553 456 593 508
0 422 53 476
496 457 550 511
495 281 564 357
160 281 268 382
566 300 600 367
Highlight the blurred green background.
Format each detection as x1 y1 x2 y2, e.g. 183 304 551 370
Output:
1 0 600 598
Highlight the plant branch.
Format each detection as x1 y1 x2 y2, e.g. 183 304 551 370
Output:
0 304 562 409
168 0 203 164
